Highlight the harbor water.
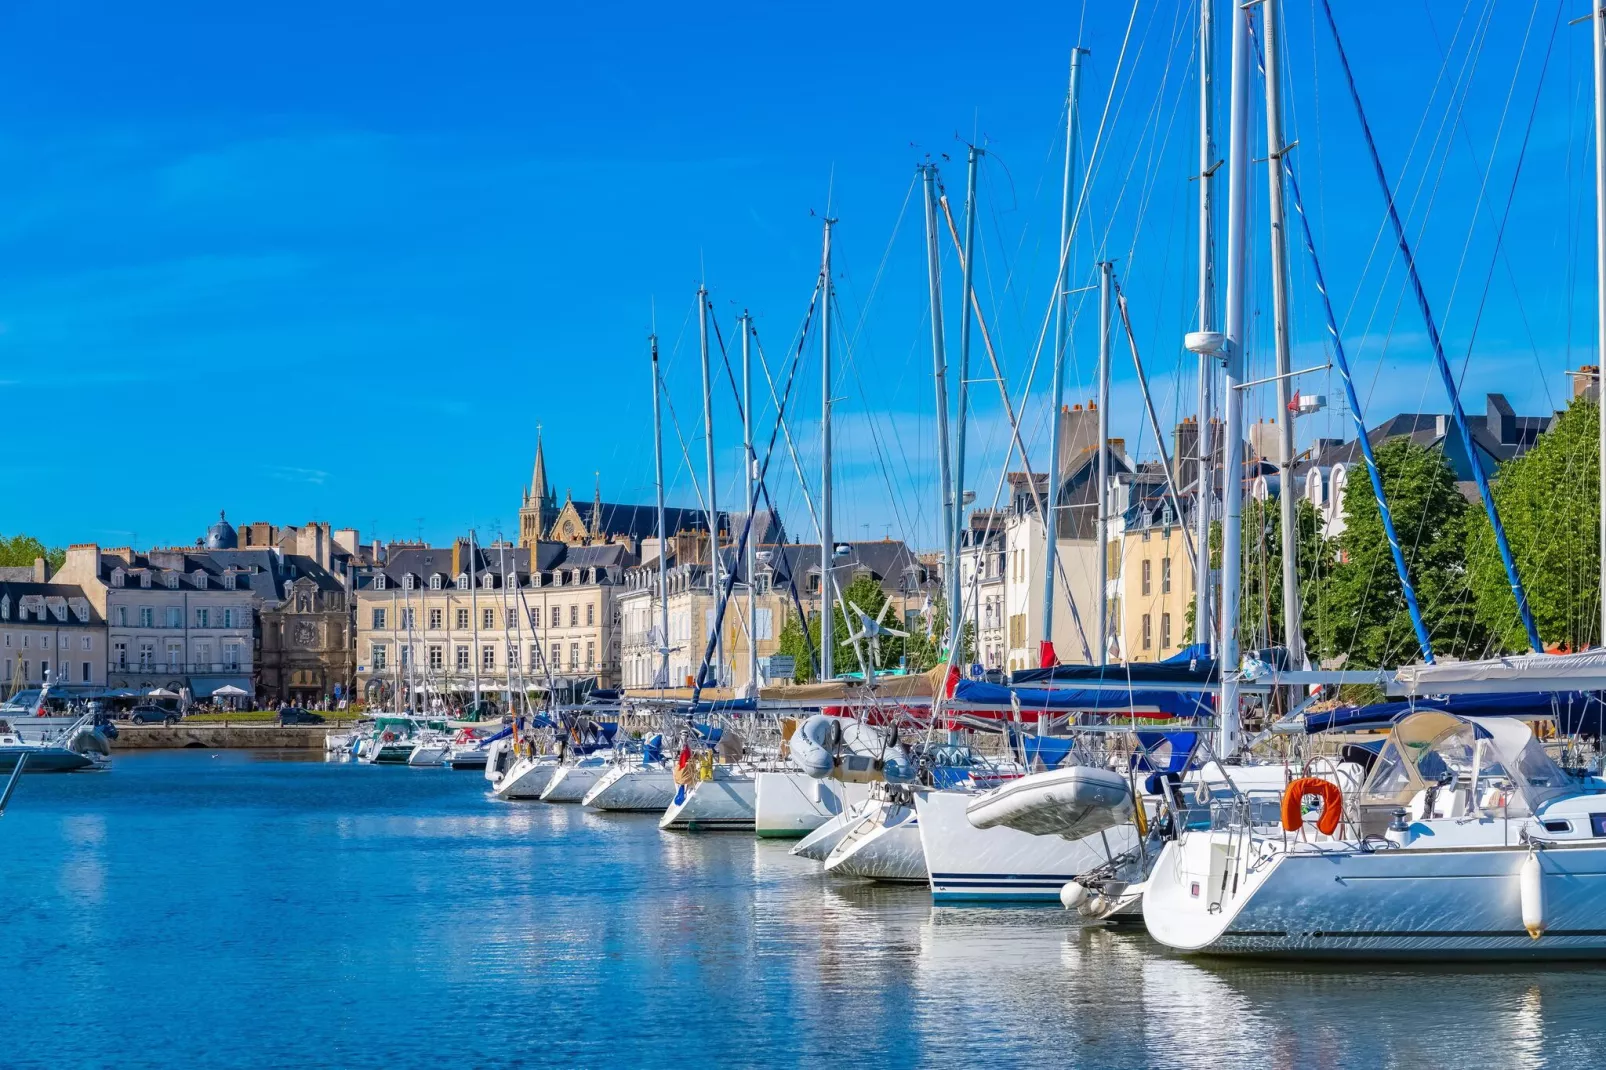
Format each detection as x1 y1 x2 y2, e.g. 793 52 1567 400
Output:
5 750 1605 1068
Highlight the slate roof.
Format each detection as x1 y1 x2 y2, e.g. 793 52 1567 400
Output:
0 581 101 626
354 540 637 592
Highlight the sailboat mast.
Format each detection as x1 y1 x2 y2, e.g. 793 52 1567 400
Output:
1193 0 1218 657
951 146 981 661
920 164 956 653
651 335 670 691
742 312 758 694
698 285 721 687
470 528 481 709
1262 0 1302 671
1595 0 1606 646
819 220 836 682
1218 0 1252 754
1042 49 1087 666
1096 261 1113 664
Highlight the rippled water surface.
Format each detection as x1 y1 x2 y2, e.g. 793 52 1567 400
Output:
4 750 1605 1068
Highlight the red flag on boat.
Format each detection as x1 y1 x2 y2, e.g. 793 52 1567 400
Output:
676 743 691 770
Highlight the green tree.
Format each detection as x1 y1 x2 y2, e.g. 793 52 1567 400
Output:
1183 498 1331 653
1313 437 1481 667
0 534 65 574
773 575 974 681
1464 396 1600 653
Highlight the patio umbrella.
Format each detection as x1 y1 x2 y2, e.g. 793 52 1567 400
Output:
212 685 249 697
146 688 180 699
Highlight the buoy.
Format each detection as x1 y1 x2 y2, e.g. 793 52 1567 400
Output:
1520 852 1545 940
1060 881 1089 911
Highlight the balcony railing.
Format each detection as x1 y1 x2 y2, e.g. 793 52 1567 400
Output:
112 662 250 675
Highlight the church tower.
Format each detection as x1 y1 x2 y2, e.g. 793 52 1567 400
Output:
519 432 558 547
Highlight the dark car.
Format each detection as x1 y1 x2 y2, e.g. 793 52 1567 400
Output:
278 708 326 726
128 705 177 726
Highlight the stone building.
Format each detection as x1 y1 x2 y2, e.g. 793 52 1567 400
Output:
0 576 105 694
353 537 634 708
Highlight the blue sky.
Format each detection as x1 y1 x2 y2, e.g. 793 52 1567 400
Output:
1 1 1596 552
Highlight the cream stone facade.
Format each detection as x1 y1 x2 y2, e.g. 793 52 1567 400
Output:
0 579 104 693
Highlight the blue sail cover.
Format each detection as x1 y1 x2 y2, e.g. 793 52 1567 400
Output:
1306 691 1606 736
953 678 1212 718
1009 643 1219 688
1006 728 1079 770
1132 731 1201 774
685 699 759 716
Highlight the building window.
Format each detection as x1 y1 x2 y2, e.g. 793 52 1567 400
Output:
223 572 236 590
550 643 560 670
586 604 595 627
1161 612 1172 649
483 608 494 630
430 574 442 590
1141 560 1151 597
403 574 416 590
569 605 579 627
115 606 127 626
1142 613 1152 650
429 609 442 630
166 643 182 669
456 575 469 591
755 607 774 641
223 608 235 628
456 646 470 671
372 644 388 670
20 660 29 682
195 642 211 668
428 645 443 671
374 574 386 591
373 608 387 630
401 608 415 630
81 661 90 683
139 607 154 628
551 606 561 628
1161 557 1172 595
139 642 154 669
569 642 579 669
456 608 469 629
165 607 182 629
81 636 91 651
223 643 241 670
585 641 594 669
528 645 539 670
114 642 127 670
507 645 520 669
400 645 411 670
481 645 495 671
196 608 210 628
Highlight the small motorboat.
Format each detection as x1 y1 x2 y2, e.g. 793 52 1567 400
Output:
965 766 1135 839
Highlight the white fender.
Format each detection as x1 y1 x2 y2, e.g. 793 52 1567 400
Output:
1520 852 1545 940
1060 881 1089 912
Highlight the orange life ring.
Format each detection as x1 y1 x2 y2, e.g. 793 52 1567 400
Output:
1281 777 1344 836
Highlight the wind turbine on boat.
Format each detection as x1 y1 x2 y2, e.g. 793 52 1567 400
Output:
846 599 908 667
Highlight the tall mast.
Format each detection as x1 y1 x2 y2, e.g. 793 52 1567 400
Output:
651 335 670 691
920 163 956 654
404 585 416 712
1263 0 1302 673
698 285 721 687
1218 0 1251 755
1096 261 1113 664
1192 0 1217 657
470 528 481 709
1595 0 1606 646
951 146 981 659
1041 48 1087 666
742 312 758 695
819 220 836 682
499 548 515 711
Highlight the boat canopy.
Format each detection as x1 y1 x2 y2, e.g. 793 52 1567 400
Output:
1392 648 1606 696
1132 731 1201 775
1006 727 1079 770
1357 711 1573 814
1306 691 1604 736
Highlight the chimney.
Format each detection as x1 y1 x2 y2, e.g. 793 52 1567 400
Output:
1486 393 1516 446
1249 419 1283 465
1056 403 1100 478
1575 366 1599 401
1172 417 1200 489
32 556 47 582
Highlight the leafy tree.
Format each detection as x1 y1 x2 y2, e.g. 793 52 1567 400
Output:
1182 498 1331 654
1463 396 1600 653
1312 437 1482 667
0 534 64 574
773 574 974 681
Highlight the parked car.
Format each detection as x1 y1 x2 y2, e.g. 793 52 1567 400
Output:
127 705 177 726
278 708 326 726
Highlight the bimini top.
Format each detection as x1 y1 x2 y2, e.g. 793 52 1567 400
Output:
1393 648 1606 696
1358 711 1573 814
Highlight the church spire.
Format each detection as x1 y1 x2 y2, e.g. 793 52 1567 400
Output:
590 471 602 540
529 427 552 508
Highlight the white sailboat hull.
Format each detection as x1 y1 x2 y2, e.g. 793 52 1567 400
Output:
755 771 869 839
916 789 1135 903
539 757 608 803
1145 831 1606 960
583 763 677 811
790 807 862 861
407 743 450 767
492 757 560 800
823 797 926 883
659 770 757 831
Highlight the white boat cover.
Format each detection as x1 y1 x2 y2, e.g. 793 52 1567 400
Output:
1392 649 1606 696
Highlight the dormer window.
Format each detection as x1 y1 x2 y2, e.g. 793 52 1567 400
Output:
72 601 88 623
429 574 442 590
222 572 236 590
374 574 387 591
139 572 151 589
164 572 179 590
52 603 66 622
456 574 469 590
0 596 8 619
481 573 494 589
110 569 125 588
194 570 208 589
403 573 416 591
